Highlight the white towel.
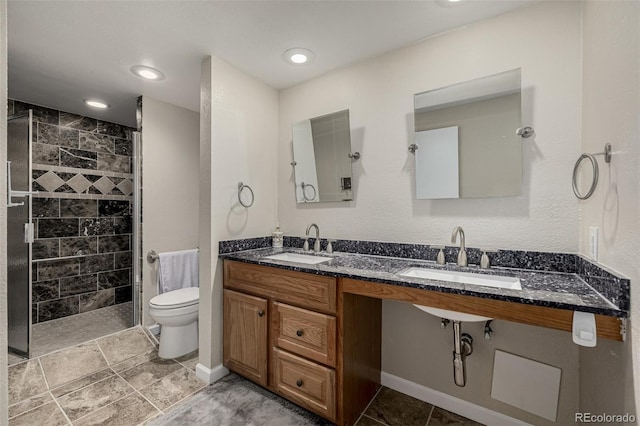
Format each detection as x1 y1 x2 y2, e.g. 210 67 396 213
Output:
157 249 199 294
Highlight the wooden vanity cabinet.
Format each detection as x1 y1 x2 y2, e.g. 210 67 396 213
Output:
223 260 381 426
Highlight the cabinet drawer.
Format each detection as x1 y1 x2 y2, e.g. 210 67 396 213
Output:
224 260 336 314
272 348 335 421
272 302 336 367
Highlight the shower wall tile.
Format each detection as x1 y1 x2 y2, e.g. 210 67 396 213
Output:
8 99 14 114
81 218 115 236
37 258 80 280
98 200 130 217
33 280 60 303
60 237 98 257
33 198 59 217
60 199 97 217
13 98 136 323
38 297 80 322
33 239 60 260
60 274 98 297
115 286 133 304
114 252 133 269
80 254 114 275
59 112 97 132
33 143 60 165
98 269 131 289
80 288 115 313
79 131 115 154
98 235 130 253
60 148 97 169
37 218 78 238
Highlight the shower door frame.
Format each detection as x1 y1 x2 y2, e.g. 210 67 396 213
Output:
7 110 34 358
132 131 142 326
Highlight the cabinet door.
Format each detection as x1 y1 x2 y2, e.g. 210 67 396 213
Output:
223 289 268 386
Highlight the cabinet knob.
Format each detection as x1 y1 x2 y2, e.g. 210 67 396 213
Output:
296 379 303 387
258 310 265 317
296 329 304 337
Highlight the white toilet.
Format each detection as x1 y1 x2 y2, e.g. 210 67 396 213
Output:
149 287 199 359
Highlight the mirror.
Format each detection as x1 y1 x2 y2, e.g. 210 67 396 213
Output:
292 109 354 203
413 68 522 199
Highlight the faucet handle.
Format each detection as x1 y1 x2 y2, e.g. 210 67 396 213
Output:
303 238 309 252
431 245 446 265
480 248 498 269
326 239 335 254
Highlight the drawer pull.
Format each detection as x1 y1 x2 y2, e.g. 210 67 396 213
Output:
296 379 304 387
296 329 304 337
258 310 265 317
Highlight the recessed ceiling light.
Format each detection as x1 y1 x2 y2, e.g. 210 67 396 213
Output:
83 99 110 109
130 65 165 80
283 48 315 65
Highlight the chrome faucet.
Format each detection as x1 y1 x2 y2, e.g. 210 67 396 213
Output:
304 223 321 252
451 226 467 267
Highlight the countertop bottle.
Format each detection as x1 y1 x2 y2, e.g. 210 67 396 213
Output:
272 223 283 248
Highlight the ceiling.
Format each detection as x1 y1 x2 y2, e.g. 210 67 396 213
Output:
7 0 537 127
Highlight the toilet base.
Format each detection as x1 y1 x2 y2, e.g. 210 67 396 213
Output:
158 320 198 359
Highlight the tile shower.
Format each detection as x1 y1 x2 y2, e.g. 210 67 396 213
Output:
8 99 136 324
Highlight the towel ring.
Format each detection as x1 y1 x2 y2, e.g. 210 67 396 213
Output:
572 143 612 200
238 182 254 208
301 182 316 202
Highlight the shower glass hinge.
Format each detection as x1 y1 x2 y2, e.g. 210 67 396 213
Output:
23 223 34 244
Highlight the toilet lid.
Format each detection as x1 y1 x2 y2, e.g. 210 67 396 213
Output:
150 287 199 309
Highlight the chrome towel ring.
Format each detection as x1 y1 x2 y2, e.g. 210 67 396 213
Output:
572 143 612 200
238 182 254 207
301 182 316 202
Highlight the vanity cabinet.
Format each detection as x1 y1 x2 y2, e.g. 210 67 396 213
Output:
223 260 381 426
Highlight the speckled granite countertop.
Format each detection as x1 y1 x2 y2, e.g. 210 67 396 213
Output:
220 246 627 318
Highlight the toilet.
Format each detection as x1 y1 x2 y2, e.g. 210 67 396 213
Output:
149 287 199 359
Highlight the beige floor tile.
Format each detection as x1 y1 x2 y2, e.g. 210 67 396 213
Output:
8 359 48 405
8 391 53 419
50 368 115 398
174 349 199 371
39 341 109 389
8 353 26 366
118 356 183 390
57 375 134 421
74 393 160 426
96 326 155 365
139 367 206 410
110 350 157 373
365 387 433 426
8 401 69 426
356 414 389 426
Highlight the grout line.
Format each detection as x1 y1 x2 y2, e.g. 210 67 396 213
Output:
69 389 140 424
426 405 434 426
50 390 74 425
361 414 389 426
93 336 111 366
353 385 385 425
37 358 52 391
7 390 54 420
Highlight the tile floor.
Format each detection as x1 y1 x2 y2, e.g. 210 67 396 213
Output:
8 326 203 425
9 302 132 364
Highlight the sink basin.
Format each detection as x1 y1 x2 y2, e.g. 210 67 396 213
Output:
399 267 522 290
263 252 332 265
413 304 492 322
401 267 521 322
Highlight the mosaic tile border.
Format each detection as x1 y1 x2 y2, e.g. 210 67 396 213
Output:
32 169 133 198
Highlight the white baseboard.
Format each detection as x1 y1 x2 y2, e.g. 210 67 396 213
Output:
381 371 531 426
147 324 161 336
195 363 229 385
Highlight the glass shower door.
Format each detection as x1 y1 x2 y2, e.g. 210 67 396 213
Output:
7 110 34 358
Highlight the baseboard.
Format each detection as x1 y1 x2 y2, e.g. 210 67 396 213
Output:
147 324 161 336
195 363 229 385
381 371 531 426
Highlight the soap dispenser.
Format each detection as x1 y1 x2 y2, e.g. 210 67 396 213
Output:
272 223 283 248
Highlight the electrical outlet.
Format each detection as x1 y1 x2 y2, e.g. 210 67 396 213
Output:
589 226 598 261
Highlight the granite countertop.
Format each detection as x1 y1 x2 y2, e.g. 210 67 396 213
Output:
220 247 626 318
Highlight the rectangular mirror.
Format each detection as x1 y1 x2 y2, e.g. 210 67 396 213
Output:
413 68 522 199
292 109 354 203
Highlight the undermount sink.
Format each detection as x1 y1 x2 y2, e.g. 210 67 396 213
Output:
399 267 522 291
263 252 332 265
400 267 521 322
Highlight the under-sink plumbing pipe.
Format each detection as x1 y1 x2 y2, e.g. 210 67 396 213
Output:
452 321 473 387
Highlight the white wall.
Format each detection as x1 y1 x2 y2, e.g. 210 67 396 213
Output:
199 56 278 375
1 0 8 421
579 0 639 417
141 97 200 326
278 2 588 423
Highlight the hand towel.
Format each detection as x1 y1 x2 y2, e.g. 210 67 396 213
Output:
156 249 199 294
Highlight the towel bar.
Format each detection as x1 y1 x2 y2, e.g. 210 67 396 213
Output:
147 248 199 264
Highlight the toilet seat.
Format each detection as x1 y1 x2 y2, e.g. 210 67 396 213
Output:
150 287 199 309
